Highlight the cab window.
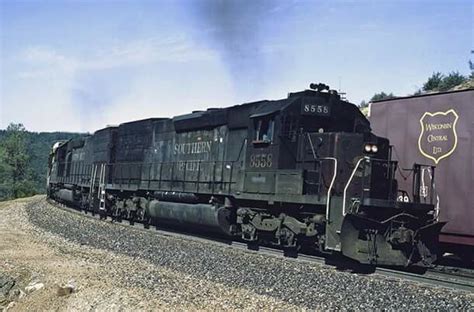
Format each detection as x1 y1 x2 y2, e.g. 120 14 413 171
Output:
282 115 298 142
254 118 274 143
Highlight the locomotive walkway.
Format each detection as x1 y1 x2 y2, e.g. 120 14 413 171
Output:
1 196 472 311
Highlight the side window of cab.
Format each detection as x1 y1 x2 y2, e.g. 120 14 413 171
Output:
253 117 275 144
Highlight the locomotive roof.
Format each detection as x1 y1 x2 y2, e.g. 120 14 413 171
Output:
84 86 368 136
117 117 168 126
173 106 228 132
93 125 117 134
249 99 293 119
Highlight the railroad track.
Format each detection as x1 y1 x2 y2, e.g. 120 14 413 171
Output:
46 198 474 293
229 242 474 292
376 266 474 292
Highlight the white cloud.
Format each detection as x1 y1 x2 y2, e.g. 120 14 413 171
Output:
18 46 78 80
18 35 216 80
23 46 74 67
3 35 229 132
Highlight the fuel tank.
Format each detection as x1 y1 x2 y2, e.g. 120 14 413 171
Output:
148 200 232 234
57 189 74 203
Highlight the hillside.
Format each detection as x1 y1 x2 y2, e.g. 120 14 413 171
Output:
0 130 84 196
451 77 474 90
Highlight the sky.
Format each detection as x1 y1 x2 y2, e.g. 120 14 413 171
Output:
0 0 472 132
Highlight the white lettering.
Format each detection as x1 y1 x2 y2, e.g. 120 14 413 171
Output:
425 123 453 131
432 146 442 155
427 134 448 143
174 141 213 155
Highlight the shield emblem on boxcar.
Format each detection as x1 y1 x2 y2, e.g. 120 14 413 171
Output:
418 109 459 164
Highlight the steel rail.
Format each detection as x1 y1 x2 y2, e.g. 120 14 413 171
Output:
375 267 474 292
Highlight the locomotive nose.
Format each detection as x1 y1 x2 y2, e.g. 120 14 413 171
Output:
389 226 414 246
340 213 446 267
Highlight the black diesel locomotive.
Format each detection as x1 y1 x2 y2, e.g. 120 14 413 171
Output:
47 84 444 267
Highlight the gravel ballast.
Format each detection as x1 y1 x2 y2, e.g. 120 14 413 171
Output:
11 196 474 309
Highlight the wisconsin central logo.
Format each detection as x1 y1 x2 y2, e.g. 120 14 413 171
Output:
418 109 459 164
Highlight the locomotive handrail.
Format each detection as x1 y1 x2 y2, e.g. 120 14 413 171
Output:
342 157 367 216
110 160 238 194
52 160 239 195
363 158 398 203
320 157 337 221
341 157 435 213
412 164 436 206
306 133 318 159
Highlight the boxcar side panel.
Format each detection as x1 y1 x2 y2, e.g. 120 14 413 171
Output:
370 90 474 243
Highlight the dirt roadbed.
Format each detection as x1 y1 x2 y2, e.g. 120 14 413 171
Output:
1 196 472 311
0 196 299 311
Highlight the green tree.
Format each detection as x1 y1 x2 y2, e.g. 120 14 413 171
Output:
370 92 395 102
0 128 84 196
0 146 12 199
469 50 473 78
438 71 467 91
422 72 443 91
0 123 36 200
422 71 468 92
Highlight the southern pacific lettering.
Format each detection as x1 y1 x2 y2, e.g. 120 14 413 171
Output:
174 141 212 155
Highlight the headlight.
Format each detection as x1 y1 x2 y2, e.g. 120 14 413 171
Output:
364 144 378 153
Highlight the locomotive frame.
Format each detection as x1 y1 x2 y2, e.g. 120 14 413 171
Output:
47 84 444 267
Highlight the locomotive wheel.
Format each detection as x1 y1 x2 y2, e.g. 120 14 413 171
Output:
247 241 259 251
116 208 125 223
143 213 151 229
458 250 474 267
283 246 299 258
129 211 136 226
99 209 106 220
111 205 119 222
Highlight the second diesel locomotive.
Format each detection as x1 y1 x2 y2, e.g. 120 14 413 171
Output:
47 84 444 267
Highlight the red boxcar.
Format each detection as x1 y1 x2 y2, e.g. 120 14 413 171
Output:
369 89 474 258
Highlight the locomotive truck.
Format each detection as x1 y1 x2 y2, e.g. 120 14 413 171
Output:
47 83 444 267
